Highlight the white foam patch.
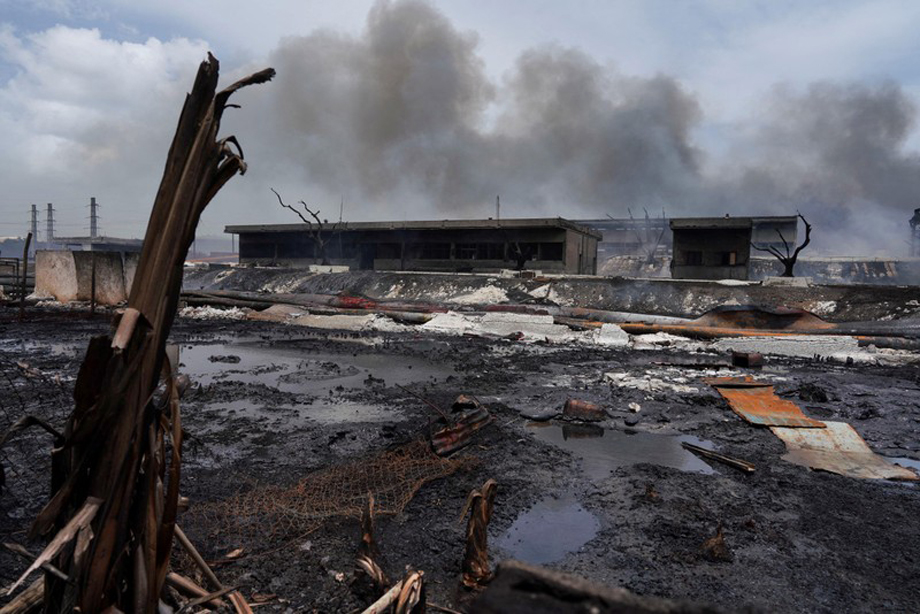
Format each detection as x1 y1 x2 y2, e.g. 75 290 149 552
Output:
591 323 630 347
420 311 477 335
286 312 411 332
630 332 706 351
450 285 509 305
248 304 306 322
604 370 700 394
179 306 248 320
713 335 919 365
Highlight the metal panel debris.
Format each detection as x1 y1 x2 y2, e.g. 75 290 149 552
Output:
707 377 826 428
771 421 919 481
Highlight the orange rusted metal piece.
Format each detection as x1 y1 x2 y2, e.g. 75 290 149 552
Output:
620 305 838 339
692 306 836 331
708 377 826 428
772 421 919 480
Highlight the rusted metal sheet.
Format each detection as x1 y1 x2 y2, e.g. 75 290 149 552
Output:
708 378 825 428
431 405 493 456
771 421 919 481
693 306 836 331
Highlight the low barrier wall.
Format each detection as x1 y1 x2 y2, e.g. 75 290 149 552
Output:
35 250 140 304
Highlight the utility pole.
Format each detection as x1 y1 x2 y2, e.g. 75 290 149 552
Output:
89 196 100 238
496 195 500 221
30 204 39 252
46 203 55 244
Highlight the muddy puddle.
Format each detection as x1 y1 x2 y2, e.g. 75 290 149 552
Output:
888 456 920 474
530 423 717 478
0 338 75 356
495 424 717 564
495 493 600 565
178 341 456 425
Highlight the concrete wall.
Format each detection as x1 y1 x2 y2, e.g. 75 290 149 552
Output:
34 250 136 304
35 251 79 301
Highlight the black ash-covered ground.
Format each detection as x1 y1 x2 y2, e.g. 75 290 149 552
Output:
2 309 919 612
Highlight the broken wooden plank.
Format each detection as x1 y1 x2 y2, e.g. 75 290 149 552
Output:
681 442 755 474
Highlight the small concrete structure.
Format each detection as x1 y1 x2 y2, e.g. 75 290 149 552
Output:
34 250 140 304
670 217 753 280
669 216 798 281
227 218 600 275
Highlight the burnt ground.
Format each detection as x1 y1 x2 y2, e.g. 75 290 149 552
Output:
2 308 920 612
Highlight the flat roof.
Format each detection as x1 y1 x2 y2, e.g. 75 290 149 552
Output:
54 236 143 246
670 215 797 230
226 217 602 239
670 217 751 229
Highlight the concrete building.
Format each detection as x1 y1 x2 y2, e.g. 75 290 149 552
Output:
670 216 798 280
226 218 601 274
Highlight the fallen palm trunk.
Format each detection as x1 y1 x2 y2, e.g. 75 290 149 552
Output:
182 290 436 323
182 295 275 310
183 289 448 315
25 55 273 613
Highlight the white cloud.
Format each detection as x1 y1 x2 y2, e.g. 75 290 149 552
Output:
0 24 208 236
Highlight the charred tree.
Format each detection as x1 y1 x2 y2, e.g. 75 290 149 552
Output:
14 55 274 613
272 189 341 265
609 207 667 265
751 213 812 277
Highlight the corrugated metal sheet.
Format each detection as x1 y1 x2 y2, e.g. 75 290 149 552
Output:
707 377 826 428
771 421 919 481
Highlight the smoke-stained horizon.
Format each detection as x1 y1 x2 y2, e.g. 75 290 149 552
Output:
243 0 920 255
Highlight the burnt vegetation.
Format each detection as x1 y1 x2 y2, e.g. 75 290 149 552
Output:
272 188 341 265
751 213 813 277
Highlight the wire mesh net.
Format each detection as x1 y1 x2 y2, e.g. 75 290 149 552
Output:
186 439 468 552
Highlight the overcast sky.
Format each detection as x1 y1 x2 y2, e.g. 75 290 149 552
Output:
1 0 919 254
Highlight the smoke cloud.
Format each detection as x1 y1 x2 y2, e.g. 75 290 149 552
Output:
247 0 920 254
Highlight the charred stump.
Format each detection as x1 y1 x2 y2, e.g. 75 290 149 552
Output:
15 55 274 613
460 478 497 590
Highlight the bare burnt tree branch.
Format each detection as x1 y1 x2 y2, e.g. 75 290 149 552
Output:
272 189 341 265
621 207 667 265
751 213 812 277
775 229 792 258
